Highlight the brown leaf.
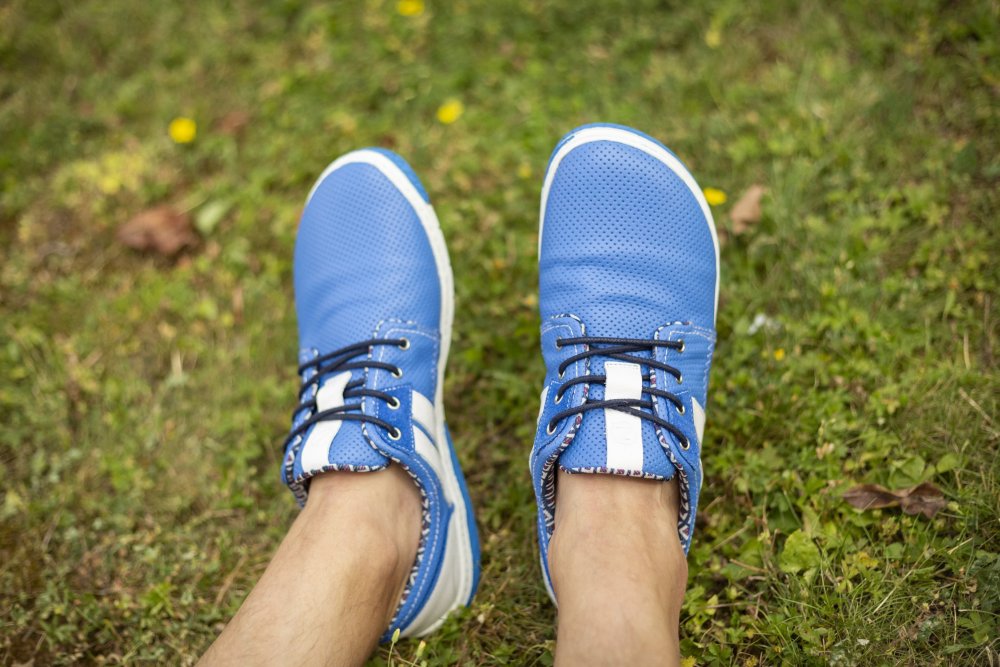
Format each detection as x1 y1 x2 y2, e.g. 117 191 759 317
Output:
231 286 244 324
843 482 947 519
117 205 197 256
217 110 250 136
730 184 766 235
898 482 948 519
843 484 900 510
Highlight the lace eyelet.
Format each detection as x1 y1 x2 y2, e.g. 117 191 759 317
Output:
677 340 686 353
388 427 402 441
677 404 685 415
392 367 404 379
398 338 410 350
676 373 683 385
546 421 558 435
558 370 565 379
554 392 564 405
680 437 691 450
554 339 563 349
388 396 401 410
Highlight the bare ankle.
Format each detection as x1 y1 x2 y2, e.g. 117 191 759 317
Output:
550 470 687 565
303 467 422 604
549 471 687 666
201 465 424 666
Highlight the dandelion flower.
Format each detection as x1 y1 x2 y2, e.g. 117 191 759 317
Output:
168 117 197 144
436 99 464 125
703 187 727 206
774 348 786 361
397 0 424 17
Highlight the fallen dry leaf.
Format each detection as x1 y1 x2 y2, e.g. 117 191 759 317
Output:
117 205 198 256
843 484 900 510
898 482 949 518
730 184 766 235
843 481 947 519
232 286 244 323
216 110 251 136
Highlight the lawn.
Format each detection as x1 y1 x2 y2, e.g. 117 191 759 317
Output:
1 0 998 664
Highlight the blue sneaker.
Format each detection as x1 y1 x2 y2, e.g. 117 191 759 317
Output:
530 124 720 599
281 149 480 639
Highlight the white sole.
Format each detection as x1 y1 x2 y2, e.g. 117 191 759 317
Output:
307 150 475 636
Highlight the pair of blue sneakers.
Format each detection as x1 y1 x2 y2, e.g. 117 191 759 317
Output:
281 124 719 639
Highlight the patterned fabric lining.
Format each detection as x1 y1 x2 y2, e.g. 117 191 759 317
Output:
372 449 430 632
561 466 666 479
648 364 695 550
539 314 590 534
540 406 586 532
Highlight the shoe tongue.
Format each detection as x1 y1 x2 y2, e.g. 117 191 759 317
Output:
295 355 389 474
557 350 675 479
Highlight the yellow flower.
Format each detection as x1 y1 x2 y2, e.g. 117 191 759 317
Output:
680 657 697 667
397 0 424 17
517 162 533 179
854 551 879 569
703 187 727 206
774 348 786 361
436 99 464 125
704 27 722 48
168 117 197 144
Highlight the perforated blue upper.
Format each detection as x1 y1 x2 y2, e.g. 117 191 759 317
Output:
540 139 716 335
295 161 440 355
532 124 719 569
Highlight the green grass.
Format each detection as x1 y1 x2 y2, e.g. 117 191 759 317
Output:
1 0 998 664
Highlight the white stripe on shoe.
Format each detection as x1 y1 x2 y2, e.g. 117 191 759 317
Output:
691 396 706 445
411 390 437 445
299 372 353 470
604 361 645 470
413 425 444 482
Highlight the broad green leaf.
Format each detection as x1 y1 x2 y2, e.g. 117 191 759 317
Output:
780 530 821 574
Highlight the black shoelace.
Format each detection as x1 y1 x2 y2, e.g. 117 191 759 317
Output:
283 338 410 449
546 336 691 449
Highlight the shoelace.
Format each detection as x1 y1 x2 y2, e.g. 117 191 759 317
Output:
547 336 691 449
284 338 409 449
